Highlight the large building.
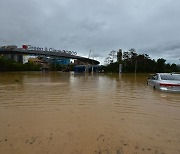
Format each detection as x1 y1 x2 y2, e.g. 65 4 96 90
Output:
0 45 71 65
0 45 100 70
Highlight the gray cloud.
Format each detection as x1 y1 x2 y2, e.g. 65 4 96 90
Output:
139 41 180 64
162 42 180 51
0 0 180 64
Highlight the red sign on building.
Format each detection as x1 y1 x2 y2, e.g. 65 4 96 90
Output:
22 45 28 49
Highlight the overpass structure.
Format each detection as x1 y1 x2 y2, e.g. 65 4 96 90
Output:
0 48 100 65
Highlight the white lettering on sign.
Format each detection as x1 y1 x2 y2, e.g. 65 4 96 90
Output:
23 45 77 55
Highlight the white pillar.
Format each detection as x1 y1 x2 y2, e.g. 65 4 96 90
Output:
119 64 122 74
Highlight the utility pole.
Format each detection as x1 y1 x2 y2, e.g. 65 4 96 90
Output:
92 51 94 75
135 60 137 74
117 49 122 74
89 50 94 74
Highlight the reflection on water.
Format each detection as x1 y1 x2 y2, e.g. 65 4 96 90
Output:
0 72 180 154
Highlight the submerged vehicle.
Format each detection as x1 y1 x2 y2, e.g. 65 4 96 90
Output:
147 73 180 93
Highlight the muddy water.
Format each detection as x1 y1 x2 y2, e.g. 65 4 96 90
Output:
0 72 180 154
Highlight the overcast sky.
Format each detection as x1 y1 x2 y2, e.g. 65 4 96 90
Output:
0 0 180 64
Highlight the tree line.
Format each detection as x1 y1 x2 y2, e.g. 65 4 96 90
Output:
101 49 179 73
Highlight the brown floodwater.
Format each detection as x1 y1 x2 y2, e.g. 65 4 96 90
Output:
0 72 180 154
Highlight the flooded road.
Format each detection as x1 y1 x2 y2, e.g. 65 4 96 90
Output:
0 72 180 154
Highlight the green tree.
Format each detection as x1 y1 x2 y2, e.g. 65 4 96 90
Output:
156 58 166 72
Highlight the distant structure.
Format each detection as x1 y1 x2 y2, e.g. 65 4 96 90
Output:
4 54 23 63
0 45 100 65
74 65 100 73
28 57 46 65
0 45 24 63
